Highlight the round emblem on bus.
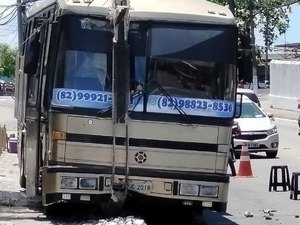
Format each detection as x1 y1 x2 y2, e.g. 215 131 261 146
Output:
134 151 147 164
88 119 93 125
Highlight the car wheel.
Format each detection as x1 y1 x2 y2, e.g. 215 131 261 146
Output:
266 150 278 158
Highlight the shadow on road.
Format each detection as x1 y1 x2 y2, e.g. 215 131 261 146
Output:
0 206 46 222
0 190 40 207
201 210 239 225
0 198 241 225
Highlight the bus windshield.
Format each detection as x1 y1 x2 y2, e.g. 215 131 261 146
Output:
51 16 113 110
51 17 237 119
130 24 237 118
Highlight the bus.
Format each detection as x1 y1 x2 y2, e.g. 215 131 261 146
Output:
15 0 238 216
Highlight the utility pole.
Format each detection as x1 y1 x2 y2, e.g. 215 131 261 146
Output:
17 0 23 52
264 15 269 83
249 0 258 93
228 0 236 15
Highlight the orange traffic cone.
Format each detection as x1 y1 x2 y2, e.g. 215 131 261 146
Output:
237 143 253 177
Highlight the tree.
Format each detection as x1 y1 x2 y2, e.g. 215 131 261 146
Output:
0 44 17 78
209 0 295 48
210 0 296 83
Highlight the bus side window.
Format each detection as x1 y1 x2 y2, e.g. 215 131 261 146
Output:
24 32 41 75
27 75 38 105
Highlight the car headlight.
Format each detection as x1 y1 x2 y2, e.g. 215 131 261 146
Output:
267 126 277 135
179 183 199 196
79 178 97 190
199 185 219 197
61 177 78 189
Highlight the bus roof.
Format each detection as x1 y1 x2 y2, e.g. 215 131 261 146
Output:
26 0 236 25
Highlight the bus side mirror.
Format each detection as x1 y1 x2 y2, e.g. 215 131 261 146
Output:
24 33 41 75
237 31 252 83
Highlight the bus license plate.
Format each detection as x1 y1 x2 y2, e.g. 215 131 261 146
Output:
128 180 152 193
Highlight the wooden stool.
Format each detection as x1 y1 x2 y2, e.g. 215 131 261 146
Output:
269 165 290 191
290 172 300 200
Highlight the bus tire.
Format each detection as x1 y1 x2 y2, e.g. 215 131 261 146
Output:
178 208 204 225
19 139 26 188
43 204 57 216
19 171 26 188
214 202 227 213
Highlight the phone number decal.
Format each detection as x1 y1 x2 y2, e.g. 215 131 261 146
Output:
157 97 233 112
56 90 111 103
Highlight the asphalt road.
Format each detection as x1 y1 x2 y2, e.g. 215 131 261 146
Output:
201 117 300 225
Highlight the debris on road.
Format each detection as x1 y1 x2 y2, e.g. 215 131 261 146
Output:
262 209 276 215
244 211 254 217
263 209 271 214
265 215 272 220
95 217 147 225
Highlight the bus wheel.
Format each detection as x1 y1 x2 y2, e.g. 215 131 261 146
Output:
43 204 58 216
213 202 227 213
175 208 204 225
99 200 124 217
19 139 26 188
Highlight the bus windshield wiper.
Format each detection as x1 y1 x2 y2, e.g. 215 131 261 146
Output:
150 80 196 126
130 89 144 111
97 107 112 116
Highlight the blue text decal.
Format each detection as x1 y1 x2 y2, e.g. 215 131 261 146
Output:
52 88 112 109
141 95 234 117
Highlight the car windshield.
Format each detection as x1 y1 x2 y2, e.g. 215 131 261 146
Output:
237 101 266 118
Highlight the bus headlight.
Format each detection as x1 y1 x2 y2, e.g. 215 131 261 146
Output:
199 185 218 197
179 184 199 196
79 178 97 190
60 177 78 189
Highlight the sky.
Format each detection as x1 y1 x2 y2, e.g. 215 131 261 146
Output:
255 3 300 48
0 0 299 49
0 0 18 48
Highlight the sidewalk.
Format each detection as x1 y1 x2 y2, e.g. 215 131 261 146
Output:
259 95 299 121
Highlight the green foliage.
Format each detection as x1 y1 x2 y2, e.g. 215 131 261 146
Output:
256 1 292 47
0 44 17 78
209 0 294 47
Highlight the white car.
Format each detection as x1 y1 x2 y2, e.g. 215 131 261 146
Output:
237 88 261 107
234 97 279 158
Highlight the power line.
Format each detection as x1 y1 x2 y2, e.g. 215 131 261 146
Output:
8 31 18 47
0 10 17 25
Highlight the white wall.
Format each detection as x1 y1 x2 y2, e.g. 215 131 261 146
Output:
269 60 300 111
